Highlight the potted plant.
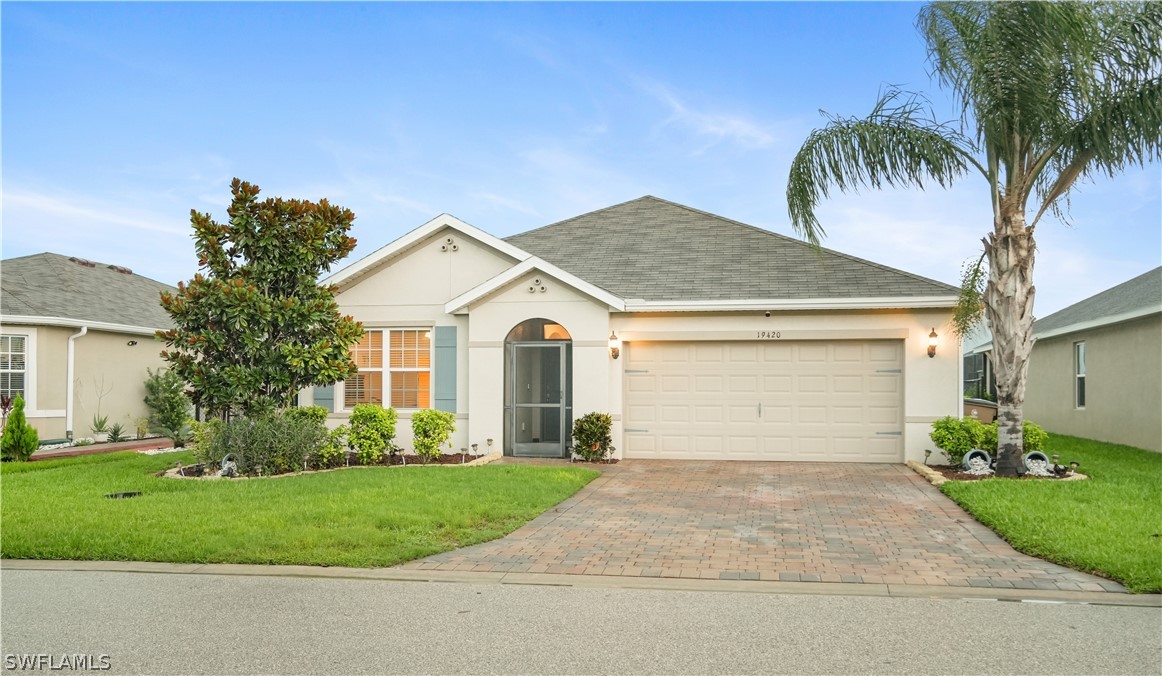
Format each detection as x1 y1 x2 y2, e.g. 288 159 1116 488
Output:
91 414 110 443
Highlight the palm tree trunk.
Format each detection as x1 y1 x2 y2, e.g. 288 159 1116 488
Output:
982 201 1037 477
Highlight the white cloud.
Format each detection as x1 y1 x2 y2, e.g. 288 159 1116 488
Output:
639 80 778 152
470 191 541 217
3 189 188 236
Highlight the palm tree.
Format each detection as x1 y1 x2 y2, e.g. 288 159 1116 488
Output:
786 2 1161 476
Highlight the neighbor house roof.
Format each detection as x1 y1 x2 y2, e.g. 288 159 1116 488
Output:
1 252 176 332
1031 265 1162 338
966 266 1162 353
505 196 958 305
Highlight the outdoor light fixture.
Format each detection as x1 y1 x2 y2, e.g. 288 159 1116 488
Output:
927 328 938 358
609 331 621 360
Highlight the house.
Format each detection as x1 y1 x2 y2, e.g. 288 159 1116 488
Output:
966 266 1162 452
309 196 961 463
0 253 175 440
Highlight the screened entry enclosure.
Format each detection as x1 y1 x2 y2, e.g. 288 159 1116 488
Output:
504 319 573 457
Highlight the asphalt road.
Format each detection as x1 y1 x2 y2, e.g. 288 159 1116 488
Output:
1 569 1158 675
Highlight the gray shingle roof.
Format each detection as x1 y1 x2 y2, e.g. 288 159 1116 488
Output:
505 196 957 302
1033 266 1162 335
1 253 175 329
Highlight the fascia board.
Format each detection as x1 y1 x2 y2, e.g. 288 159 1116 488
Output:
0 315 162 336
621 296 959 312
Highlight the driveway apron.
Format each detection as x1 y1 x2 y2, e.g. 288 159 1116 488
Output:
402 460 1124 592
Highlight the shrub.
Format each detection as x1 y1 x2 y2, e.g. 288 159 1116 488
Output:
1 395 39 462
978 419 1047 454
134 417 150 440
202 413 325 476
572 412 615 462
144 368 193 446
311 424 350 469
411 409 456 463
107 422 129 443
286 405 329 427
929 416 985 465
349 404 397 465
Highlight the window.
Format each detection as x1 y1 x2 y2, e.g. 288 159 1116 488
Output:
0 335 27 401
1074 342 1086 408
344 329 431 409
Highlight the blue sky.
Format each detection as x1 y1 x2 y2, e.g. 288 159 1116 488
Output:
3 2 1159 318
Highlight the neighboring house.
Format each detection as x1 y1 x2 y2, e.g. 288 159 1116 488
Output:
311 196 961 463
966 266 1162 452
0 253 175 439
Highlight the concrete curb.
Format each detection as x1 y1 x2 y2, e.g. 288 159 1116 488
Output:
906 459 947 486
4 559 1157 608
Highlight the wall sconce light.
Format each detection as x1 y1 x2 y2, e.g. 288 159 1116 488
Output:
608 331 621 360
927 328 938 358
127 340 138 347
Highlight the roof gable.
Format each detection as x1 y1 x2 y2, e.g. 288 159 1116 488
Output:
324 213 529 289
445 257 626 314
505 196 958 303
1 252 175 330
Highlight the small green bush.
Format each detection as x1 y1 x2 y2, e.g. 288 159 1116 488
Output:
411 409 456 463
286 405 329 427
571 412 615 462
929 416 985 465
202 413 325 475
144 368 192 446
977 419 1048 454
349 404 397 465
1 395 39 462
312 424 349 469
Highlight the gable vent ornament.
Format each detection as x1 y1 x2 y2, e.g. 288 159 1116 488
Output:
528 278 546 293
440 237 459 253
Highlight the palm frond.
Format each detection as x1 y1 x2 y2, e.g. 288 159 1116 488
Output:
786 89 977 246
953 252 988 337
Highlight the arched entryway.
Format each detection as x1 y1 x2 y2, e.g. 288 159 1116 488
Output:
504 318 573 457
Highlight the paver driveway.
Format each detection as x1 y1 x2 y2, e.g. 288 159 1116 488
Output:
403 460 1123 592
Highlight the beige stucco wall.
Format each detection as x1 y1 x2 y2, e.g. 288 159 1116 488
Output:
5 324 165 439
330 226 519 451
1024 314 1161 452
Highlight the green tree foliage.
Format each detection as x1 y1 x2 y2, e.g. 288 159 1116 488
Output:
158 179 363 418
1 395 39 461
144 368 192 446
787 3 1161 476
411 409 455 463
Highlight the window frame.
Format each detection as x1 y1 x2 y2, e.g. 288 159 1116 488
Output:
0 327 42 415
340 327 433 411
1074 341 1086 409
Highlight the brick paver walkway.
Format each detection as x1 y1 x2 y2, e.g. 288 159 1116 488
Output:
402 460 1124 592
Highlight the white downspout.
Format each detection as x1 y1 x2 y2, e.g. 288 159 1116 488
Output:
66 326 88 438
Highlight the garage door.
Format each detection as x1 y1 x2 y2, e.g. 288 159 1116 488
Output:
623 340 903 462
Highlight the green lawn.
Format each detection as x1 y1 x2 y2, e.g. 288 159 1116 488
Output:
0 451 598 567
940 434 1162 593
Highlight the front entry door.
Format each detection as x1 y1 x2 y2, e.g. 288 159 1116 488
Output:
510 343 567 457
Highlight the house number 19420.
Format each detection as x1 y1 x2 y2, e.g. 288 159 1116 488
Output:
756 331 782 339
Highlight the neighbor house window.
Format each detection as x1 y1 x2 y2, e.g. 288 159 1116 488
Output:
344 329 430 409
1074 341 1086 408
0 335 27 401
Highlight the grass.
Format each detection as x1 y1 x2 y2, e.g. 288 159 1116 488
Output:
940 434 1162 593
0 451 598 567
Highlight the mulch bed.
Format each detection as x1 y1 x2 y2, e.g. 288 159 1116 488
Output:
930 466 1079 482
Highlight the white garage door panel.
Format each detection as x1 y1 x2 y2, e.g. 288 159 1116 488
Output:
624 340 903 462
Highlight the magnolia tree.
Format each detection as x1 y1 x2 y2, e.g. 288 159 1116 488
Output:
786 2 1161 476
159 179 363 418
